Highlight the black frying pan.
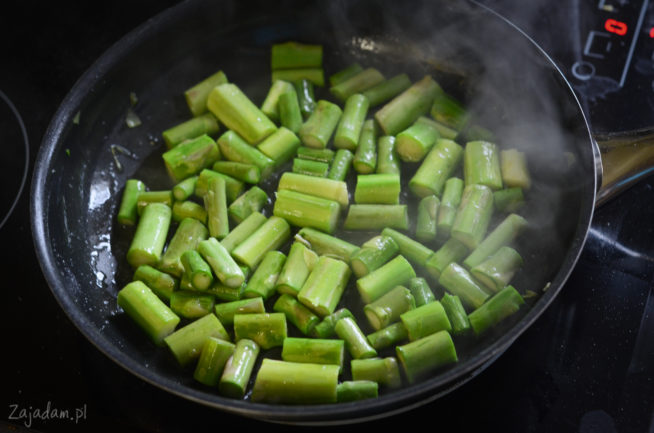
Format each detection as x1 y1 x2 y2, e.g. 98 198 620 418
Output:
30 0 598 424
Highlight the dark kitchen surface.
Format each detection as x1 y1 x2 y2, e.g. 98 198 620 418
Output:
2 1 654 432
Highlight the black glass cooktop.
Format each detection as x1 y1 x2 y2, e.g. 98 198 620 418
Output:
2 1 653 432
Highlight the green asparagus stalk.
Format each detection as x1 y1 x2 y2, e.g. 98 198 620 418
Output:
354 173 401 204
117 179 146 225
278 172 349 208
158 217 208 277
395 330 457 383
297 146 335 163
216 130 275 180
213 297 265 326
127 203 172 268
251 359 340 404
356 255 416 304
260 79 295 123
169 290 215 319
171 200 207 224
212 161 261 184
133 264 178 302
242 250 286 300
311 308 354 339
194 169 244 203
298 256 351 317
136 190 173 215
193 337 235 387
415 195 440 242
233 312 287 349
329 63 364 87
220 211 267 253
231 216 291 269
430 91 467 131
334 317 378 360
278 86 303 133
327 148 354 181
275 241 319 296
330 67 385 101
351 357 402 389
207 281 245 303
467 285 525 335
366 322 409 351
292 158 329 177
336 381 378 402
376 135 400 176
162 134 221 183
462 213 528 269
380 227 435 268
450 184 495 250
464 140 503 190
208 83 277 145
273 293 321 335
256 126 301 168
500 149 531 189
438 262 491 310
180 249 213 291
343 204 408 231
272 68 325 87
298 100 342 149
431 119 459 140
361 73 412 107
408 277 436 307
295 227 360 263
117 280 180 346
424 237 469 280
437 177 464 238
396 116 441 162
440 292 471 335
203 176 229 239
219 338 259 398
261 80 295 123
400 300 451 341
164 313 230 366
408 138 464 198
273 189 341 234
493 187 525 213
294 79 317 119
374 75 441 136
352 119 377 174
179 272 194 292
364 285 416 331
228 186 269 224
162 112 220 149
198 237 245 288
471 246 523 293
334 93 369 150
281 337 344 371
184 70 228 116
350 235 399 278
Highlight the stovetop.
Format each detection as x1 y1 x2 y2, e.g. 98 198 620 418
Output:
2 1 654 432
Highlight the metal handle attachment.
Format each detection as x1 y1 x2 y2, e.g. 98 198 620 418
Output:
594 128 654 207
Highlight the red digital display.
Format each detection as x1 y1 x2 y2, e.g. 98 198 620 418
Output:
605 19 628 36
649 27 654 38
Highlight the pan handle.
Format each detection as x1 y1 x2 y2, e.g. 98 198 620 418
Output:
593 128 654 207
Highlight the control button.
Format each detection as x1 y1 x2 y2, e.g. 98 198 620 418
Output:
572 61 597 80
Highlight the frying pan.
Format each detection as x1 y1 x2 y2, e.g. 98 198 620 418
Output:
30 0 603 424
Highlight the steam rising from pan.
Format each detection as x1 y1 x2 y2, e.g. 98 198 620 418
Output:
319 1 589 278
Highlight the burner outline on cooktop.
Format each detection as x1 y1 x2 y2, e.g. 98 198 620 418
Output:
0 89 30 230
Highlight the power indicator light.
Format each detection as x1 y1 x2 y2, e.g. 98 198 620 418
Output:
605 19 628 36
649 27 654 38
